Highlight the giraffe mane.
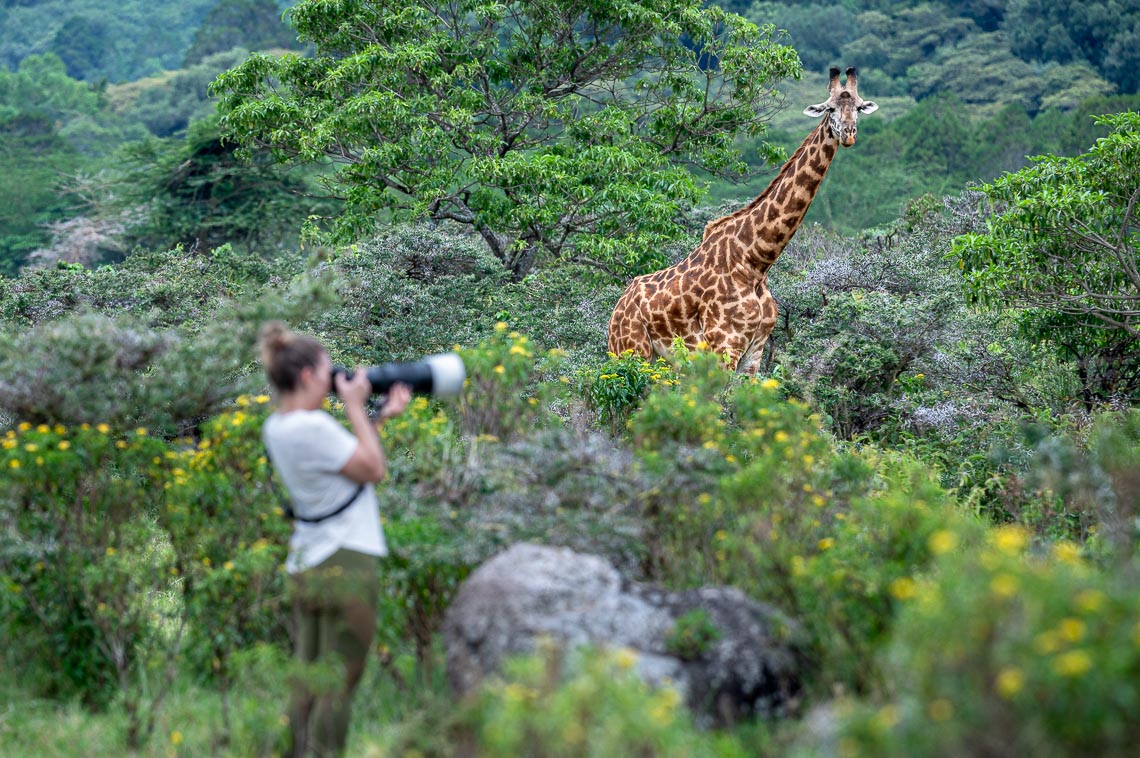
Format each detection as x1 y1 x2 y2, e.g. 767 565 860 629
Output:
701 117 831 240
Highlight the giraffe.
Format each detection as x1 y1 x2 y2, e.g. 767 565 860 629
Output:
607 67 878 374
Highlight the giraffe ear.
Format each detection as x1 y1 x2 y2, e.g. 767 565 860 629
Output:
803 102 830 117
858 100 879 114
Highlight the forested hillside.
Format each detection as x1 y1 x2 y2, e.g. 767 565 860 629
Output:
3 0 1139 272
2 1 1140 755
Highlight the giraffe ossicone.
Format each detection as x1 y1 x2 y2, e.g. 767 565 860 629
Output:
606 67 878 375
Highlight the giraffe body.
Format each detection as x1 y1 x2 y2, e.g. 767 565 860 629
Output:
607 68 877 374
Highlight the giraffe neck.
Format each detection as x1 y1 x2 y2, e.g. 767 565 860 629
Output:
706 118 838 271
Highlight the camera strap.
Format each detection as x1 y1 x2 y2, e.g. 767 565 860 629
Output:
264 450 366 524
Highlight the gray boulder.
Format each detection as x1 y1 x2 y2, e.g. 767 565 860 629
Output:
443 542 804 726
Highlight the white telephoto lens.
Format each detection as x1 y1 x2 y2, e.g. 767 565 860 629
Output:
425 352 466 397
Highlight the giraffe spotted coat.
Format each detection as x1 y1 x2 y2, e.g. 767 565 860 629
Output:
607 67 878 374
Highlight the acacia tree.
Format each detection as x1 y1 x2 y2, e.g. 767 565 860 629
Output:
211 0 801 279
952 111 1140 405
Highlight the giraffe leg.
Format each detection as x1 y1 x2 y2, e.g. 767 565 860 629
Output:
607 313 653 359
737 334 770 376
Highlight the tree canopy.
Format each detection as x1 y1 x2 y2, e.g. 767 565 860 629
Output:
212 0 801 279
953 111 1140 403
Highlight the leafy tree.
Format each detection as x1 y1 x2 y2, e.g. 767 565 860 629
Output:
48 15 112 80
906 33 1040 119
107 48 253 138
953 111 1140 404
1003 0 1140 91
0 115 77 274
0 0 219 82
107 117 338 255
183 0 298 67
748 2 859 74
212 0 802 279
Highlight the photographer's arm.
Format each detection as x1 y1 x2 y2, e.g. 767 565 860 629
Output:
337 373 412 484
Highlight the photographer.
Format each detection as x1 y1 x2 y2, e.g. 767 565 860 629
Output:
258 320 411 757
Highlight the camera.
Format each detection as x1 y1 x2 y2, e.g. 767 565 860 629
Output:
332 352 466 398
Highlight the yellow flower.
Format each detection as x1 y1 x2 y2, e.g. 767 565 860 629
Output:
613 647 638 671
995 667 1024 698
812 495 826 507
105 547 117 556
116 440 128 449
23 443 37 452
818 537 835 551
223 561 235 571
58 441 70 451
235 395 250 407
989 573 1020 598
873 704 901 731
928 530 959 555
990 526 1029 555
493 365 505 374
255 394 271 404
928 698 954 722
170 730 183 746
96 423 110 434
8 460 20 469
135 427 148 436
1073 589 1106 614
1033 631 1061 655
760 378 779 390
890 577 917 600
1058 617 1086 643
773 431 789 443
1052 649 1092 677
1 439 14 450
17 422 31 431
494 321 508 331
1052 541 1082 565
36 424 50 434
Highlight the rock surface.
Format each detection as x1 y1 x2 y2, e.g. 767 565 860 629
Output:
443 542 804 725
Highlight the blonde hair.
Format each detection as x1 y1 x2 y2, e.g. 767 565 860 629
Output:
258 320 325 392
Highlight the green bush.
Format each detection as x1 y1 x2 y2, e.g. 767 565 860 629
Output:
457 322 566 442
835 527 1140 757
159 397 291 693
0 421 175 745
628 353 987 695
448 646 751 757
582 350 678 436
665 610 723 661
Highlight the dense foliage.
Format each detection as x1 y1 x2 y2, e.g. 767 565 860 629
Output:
3 1 1140 755
953 111 1140 406
212 0 801 278
0 0 293 82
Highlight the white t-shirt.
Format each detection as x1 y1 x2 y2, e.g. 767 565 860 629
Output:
262 409 388 573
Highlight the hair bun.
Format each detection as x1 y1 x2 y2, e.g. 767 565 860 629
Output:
258 320 292 364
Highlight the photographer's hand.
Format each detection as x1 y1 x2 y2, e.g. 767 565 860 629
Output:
336 367 388 483
377 382 412 422
334 366 372 409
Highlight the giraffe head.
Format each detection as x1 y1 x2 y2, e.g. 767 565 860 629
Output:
803 67 878 148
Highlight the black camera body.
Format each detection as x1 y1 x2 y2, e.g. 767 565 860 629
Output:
332 352 465 398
